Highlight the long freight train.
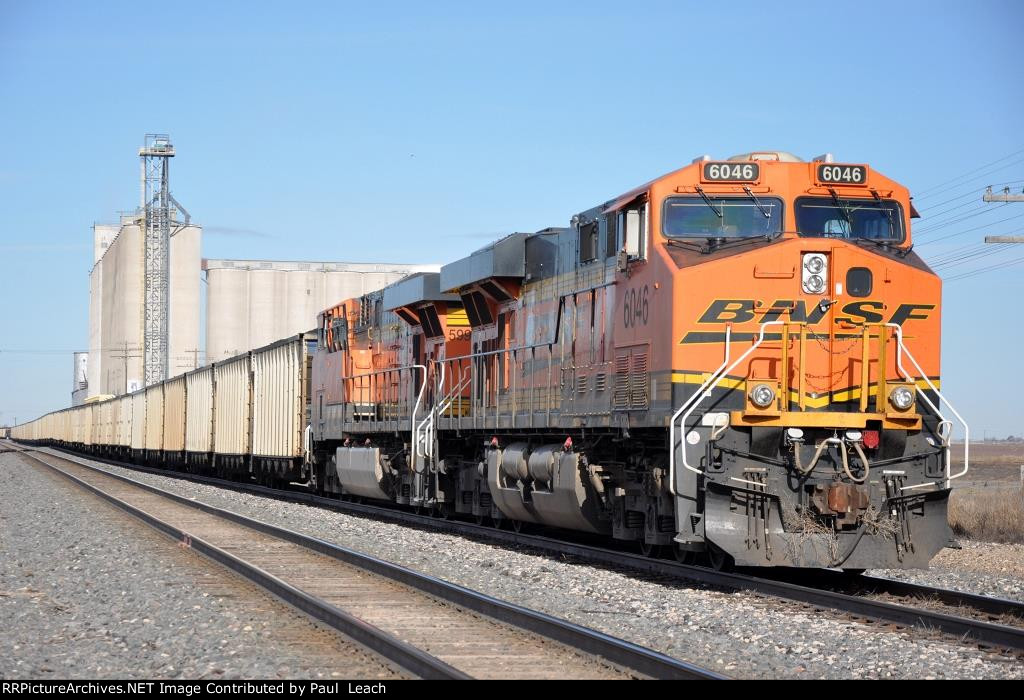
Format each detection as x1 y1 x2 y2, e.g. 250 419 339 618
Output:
13 151 969 570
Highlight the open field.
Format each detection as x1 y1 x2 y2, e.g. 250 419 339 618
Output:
949 442 1024 544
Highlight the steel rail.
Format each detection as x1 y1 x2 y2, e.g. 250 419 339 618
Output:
11 442 1024 653
8 445 724 681
12 447 468 680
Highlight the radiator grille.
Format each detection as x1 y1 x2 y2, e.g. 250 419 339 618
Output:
630 351 649 409
613 354 630 409
614 346 649 410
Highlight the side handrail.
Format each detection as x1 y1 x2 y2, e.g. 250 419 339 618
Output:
885 323 969 490
668 322 785 495
415 361 446 461
417 367 473 461
406 364 428 474
414 363 442 461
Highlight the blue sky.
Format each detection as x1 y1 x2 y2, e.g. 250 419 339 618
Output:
1 1 1022 437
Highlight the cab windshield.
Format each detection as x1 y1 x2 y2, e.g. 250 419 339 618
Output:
795 197 904 241
662 196 783 239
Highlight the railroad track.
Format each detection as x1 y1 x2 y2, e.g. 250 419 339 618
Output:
3 444 722 680
9 442 1024 655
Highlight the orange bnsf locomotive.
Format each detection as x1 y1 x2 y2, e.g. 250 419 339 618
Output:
309 151 968 570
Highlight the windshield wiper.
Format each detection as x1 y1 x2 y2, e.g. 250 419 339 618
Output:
852 237 894 251
743 186 772 219
694 186 723 219
827 187 855 231
664 238 705 253
871 188 898 238
704 230 782 254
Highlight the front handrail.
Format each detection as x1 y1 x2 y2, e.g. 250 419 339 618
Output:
668 322 785 495
885 323 969 490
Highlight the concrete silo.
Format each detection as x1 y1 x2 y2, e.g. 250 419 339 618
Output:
204 260 439 364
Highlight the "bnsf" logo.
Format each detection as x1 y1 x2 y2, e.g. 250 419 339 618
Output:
697 299 934 326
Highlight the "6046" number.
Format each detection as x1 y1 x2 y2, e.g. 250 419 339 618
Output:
817 164 867 185
624 285 649 329
703 162 759 182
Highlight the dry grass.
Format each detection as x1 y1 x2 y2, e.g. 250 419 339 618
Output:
949 487 1024 544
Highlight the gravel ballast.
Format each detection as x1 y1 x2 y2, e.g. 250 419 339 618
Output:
869 541 1024 603
28 449 1024 680
0 453 402 680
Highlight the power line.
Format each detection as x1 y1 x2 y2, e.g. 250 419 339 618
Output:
915 180 1024 214
917 197 988 221
932 243 1012 269
914 159 1024 202
945 253 1024 281
915 187 985 213
914 148 1024 198
928 243 988 265
0 344 142 355
926 241 986 263
914 203 994 234
917 213 1024 246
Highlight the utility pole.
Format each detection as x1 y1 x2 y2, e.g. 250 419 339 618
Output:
984 186 1024 244
177 348 202 370
110 342 142 395
984 186 1024 203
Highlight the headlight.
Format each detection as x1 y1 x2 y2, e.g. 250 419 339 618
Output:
804 256 825 273
802 253 828 294
889 386 914 411
749 383 776 408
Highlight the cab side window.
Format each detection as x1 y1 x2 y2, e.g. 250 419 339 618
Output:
619 199 648 260
579 220 599 263
604 214 618 259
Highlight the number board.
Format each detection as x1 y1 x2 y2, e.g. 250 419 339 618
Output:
816 163 868 186
701 162 760 183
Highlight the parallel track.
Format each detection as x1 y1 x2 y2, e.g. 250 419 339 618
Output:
3 443 723 680
9 442 1024 654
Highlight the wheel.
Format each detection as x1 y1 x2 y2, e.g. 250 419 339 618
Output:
434 503 453 520
707 544 734 572
673 543 696 565
639 539 662 558
310 465 324 496
492 517 506 530
511 518 524 533
474 513 487 526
